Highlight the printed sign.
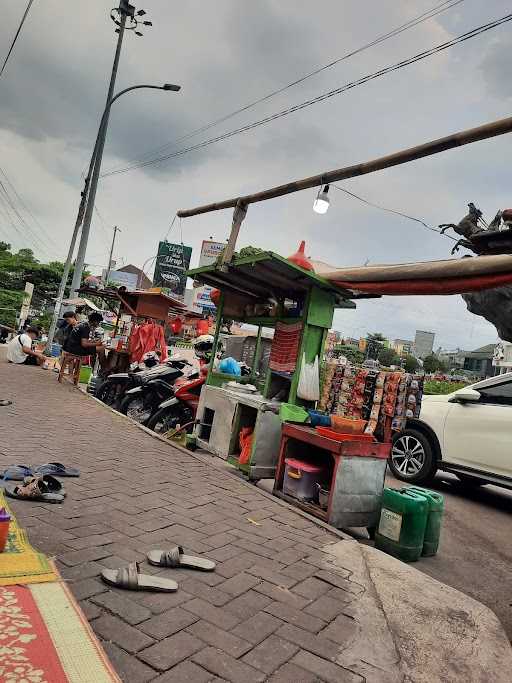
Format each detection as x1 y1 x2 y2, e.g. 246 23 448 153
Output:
192 240 224 312
377 508 402 542
102 270 139 291
153 242 192 297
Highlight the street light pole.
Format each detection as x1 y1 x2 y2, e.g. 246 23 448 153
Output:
69 1 129 299
45 84 179 353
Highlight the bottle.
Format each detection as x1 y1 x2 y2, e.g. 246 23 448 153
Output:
0 508 11 553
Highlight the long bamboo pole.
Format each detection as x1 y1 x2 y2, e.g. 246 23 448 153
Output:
178 114 512 218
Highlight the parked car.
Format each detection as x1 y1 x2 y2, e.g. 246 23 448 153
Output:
389 372 512 489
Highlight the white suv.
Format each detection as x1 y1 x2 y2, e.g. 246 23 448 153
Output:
389 373 512 488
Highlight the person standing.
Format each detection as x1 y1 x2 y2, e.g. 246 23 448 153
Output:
55 311 78 351
6 327 45 366
65 312 106 367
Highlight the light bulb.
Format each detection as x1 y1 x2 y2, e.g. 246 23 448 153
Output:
313 185 330 214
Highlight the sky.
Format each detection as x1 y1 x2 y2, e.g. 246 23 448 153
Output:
1 0 512 350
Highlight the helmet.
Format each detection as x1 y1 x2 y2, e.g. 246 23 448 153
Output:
193 334 215 360
142 351 159 368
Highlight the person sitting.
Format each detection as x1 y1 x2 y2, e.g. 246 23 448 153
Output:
65 311 106 367
6 326 45 366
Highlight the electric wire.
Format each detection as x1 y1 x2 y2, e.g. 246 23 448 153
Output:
0 180 52 258
0 166 61 253
0 0 35 80
332 184 459 242
112 0 465 170
103 12 512 178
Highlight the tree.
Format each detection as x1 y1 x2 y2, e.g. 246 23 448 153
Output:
423 354 444 374
367 332 387 343
335 344 364 366
378 347 400 367
404 354 420 373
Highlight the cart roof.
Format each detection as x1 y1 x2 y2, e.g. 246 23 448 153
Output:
77 286 188 316
187 251 362 307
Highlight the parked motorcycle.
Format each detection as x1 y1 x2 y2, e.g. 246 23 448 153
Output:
119 362 196 425
97 355 191 409
146 371 206 434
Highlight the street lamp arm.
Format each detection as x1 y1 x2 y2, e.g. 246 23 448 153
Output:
108 83 180 108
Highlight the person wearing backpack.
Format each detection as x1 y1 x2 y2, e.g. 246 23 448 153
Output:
6 327 45 366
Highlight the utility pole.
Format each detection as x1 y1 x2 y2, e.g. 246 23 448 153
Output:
69 0 133 298
104 226 121 285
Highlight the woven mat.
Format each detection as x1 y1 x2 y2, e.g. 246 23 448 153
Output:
0 581 121 682
0 491 57 585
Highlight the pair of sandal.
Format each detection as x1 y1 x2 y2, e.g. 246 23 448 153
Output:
6 475 66 503
101 546 216 593
1 462 80 480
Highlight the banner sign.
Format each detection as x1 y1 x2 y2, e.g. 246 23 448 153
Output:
153 242 192 297
101 270 138 291
192 240 224 312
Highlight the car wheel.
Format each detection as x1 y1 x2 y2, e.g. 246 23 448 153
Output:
389 429 437 484
456 473 486 487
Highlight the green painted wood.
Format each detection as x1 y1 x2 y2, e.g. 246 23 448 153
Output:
307 287 335 328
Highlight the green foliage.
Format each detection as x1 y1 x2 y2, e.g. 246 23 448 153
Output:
378 347 400 367
335 344 364 365
424 380 467 395
0 288 23 327
367 332 387 343
404 354 420 373
423 354 446 374
0 245 85 329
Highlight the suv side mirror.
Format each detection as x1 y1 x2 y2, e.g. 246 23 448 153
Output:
449 388 481 403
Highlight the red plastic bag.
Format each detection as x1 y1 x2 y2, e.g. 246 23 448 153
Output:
239 427 254 465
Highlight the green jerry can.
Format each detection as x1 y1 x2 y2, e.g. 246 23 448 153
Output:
404 486 444 556
375 488 428 562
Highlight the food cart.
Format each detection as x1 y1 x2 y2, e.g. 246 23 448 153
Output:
187 250 357 480
76 286 189 373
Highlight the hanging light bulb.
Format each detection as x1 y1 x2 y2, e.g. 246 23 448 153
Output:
313 185 330 214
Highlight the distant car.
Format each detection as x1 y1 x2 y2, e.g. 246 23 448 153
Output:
389 372 512 489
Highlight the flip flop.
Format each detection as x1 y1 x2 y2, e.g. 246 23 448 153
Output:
0 400 12 406
1 465 34 481
5 477 64 504
34 462 80 477
147 546 216 571
101 562 178 593
24 475 66 497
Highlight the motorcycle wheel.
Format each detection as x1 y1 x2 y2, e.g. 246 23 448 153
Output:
96 379 124 407
120 393 156 425
148 406 193 435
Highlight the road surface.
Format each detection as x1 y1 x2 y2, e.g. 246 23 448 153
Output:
358 473 512 641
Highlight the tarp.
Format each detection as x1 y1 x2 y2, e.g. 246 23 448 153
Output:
61 297 101 311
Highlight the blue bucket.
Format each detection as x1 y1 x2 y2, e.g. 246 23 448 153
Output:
51 343 61 357
308 410 331 427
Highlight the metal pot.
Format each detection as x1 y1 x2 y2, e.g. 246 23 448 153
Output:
317 484 330 510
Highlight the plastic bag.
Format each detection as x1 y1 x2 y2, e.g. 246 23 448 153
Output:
297 354 320 401
218 357 241 375
239 427 254 465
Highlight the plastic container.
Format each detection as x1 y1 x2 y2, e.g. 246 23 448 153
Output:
315 426 375 443
375 488 428 562
317 484 330 510
308 410 331 427
279 403 309 423
283 458 323 501
331 415 367 434
404 486 444 556
79 365 92 384
0 508 11 553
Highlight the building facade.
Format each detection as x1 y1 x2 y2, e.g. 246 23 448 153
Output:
414 330 435 359
392 338 414 356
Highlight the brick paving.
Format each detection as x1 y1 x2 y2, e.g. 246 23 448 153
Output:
0 358 385 682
